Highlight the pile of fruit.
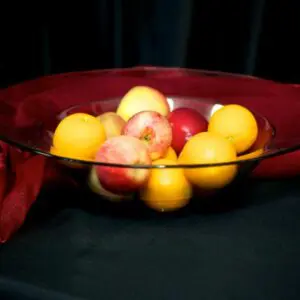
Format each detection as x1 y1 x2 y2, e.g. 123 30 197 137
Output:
50 86 259 212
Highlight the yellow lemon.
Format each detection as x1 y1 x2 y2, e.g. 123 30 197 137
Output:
158 147 177 161
52 113 106 161
140 159 192 212
178 132 238 189
208 104 258 154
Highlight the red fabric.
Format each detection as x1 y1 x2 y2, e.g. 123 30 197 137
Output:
0 66 300 242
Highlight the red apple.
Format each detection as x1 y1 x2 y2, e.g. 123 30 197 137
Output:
168 108 208 154
122 111 172 160
88 167 132 202
95 135 151 194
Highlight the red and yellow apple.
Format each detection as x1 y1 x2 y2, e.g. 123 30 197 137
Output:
116 86 170 121
95 135 151 194
168 107 208 154
97 112 126 138
88 167 132 201
122 111 172 160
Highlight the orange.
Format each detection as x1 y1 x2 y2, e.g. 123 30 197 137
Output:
159 147 177 161
140 159 192 212
50 146 87 169
208 104 258 154
178 132 238 189
236 148 263 161
51 113 106 161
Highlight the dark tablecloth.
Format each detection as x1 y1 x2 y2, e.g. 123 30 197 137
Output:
0 178 300 300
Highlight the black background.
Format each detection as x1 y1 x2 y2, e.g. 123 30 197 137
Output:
1 0 300 87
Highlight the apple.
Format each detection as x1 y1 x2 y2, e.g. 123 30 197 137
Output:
116 86 170 122
88 167 132 201
168 107 208 154
122 111 172 160
95 135 151 194
97 112 126 138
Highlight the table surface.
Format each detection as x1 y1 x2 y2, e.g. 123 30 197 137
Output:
0 178 300 300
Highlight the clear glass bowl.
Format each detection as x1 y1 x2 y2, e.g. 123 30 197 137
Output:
1 67 300 214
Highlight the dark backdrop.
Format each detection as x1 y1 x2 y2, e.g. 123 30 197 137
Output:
1 0 300 88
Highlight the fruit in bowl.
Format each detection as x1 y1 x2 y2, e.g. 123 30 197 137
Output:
94 135 152 194
97 112 126 139
122 110 172 160
168 107 208 154
178 132 238 190
49 86 274 212
159 147 177 162
208 104 258 154
140 159 192 212
88 167 132 202
50 112 106 164
116 86 170 121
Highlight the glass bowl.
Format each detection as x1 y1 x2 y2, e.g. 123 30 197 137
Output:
2 67 300 215
0 93 281 213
